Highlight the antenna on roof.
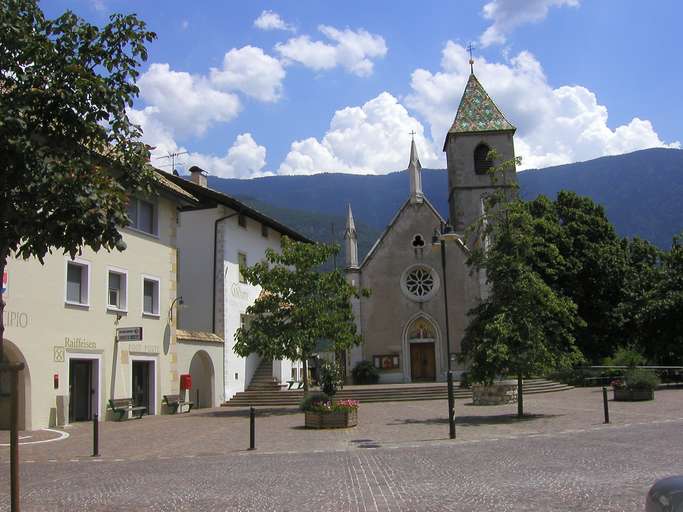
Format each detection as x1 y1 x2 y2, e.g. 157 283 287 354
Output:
155 151 188 175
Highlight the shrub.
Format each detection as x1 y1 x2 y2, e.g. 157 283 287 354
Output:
300 392 329 412
603 346 647 369
319 360 344 396
352 361 379 385
624 369 660 391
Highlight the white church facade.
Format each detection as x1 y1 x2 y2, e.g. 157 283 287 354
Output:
345 70 518 383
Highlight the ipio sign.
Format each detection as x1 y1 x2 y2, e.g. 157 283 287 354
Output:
116 327 143 342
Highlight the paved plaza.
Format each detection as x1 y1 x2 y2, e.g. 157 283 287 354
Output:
2 388 683 511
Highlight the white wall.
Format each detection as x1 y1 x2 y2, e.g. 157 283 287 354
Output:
219 213 285 400
176 207 218 333
176 201 302 402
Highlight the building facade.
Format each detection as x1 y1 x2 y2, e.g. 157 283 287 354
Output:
346 71 517 383
166 168 311 403
0 172 197 430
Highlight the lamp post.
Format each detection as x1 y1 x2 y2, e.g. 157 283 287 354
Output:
432 223 457 439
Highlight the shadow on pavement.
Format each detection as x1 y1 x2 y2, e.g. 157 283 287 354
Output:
190 407 302 419
387 413 561 426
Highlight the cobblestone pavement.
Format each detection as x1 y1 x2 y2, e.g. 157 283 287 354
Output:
1 389 683 510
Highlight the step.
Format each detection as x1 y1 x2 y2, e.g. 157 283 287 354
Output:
231 383 572 397
223 384 573 407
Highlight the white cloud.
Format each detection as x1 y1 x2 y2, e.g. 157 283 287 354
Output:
210 46 285 102
254 10 295 32
278 92 439 175
275 25 387 77
405 42 679 170
138 63 241 137
480 0 580 47
130 109 269 179
128 106 181 158
188 133 270 179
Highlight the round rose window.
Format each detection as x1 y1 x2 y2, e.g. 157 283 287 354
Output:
401 265 440 302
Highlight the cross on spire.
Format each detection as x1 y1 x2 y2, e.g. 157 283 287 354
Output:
409 130 416 140
467 42 475 74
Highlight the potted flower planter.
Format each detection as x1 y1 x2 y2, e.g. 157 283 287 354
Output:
613 388 654 401
305 408 358 429
611 370 658 402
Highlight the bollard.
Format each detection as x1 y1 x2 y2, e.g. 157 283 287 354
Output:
447 371 456 439
249 406 256 450
92 413 99 457
602 386 610 424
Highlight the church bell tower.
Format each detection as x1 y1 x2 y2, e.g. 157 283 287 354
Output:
444 60 517 233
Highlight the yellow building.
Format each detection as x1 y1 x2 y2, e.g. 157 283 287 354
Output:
0 172 198 430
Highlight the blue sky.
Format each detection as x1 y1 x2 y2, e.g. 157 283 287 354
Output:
45 1 682 178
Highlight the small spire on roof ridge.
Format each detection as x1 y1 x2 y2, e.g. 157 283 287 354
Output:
345 203 359 269
467 42 475 74
408 138 423 204
345 203 356 234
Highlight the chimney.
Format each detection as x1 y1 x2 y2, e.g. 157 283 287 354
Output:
188 166 208 188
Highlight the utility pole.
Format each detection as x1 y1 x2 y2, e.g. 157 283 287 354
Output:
331 222 337 270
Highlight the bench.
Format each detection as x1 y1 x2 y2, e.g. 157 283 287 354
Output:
286 380 305 390
108 398 146 421
163 394 194 414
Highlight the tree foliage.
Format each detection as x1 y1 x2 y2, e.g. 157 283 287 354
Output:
0 1 156 360
522 192 628 362
463 153 584 394
233 237 367 392
633 235 683 364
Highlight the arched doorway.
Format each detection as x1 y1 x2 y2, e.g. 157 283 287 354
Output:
189 350 214 409
0 339 31 431
403 316 440 382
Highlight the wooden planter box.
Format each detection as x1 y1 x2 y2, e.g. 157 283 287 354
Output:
305 409 358 429
613 388 654 401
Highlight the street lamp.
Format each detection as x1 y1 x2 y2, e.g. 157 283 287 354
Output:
432 222 457 439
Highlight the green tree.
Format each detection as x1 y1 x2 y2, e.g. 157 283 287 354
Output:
637 234 683 364
234 237 367 393
613 237 664 359
523 192 629 362
463 153 584 416
0 1 156 360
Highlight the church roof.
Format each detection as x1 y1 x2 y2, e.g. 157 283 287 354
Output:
447 73 515 136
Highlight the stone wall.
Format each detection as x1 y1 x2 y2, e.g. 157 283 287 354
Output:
472 381 517 405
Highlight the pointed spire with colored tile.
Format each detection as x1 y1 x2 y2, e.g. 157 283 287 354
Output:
448 73 515 136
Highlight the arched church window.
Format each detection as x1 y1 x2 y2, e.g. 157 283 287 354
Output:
400 264 440 302
408 317 436 340
411 234 425 248
474 143 493 175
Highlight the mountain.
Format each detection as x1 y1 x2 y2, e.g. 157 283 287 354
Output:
206 148 683 253
233 197 382 267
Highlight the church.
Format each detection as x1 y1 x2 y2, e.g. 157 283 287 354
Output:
344 66 518 384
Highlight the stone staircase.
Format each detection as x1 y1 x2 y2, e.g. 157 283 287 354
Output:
223 378 573 408
245 360 281 392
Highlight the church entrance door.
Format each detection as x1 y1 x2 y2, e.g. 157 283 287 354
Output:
410 343 436 382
